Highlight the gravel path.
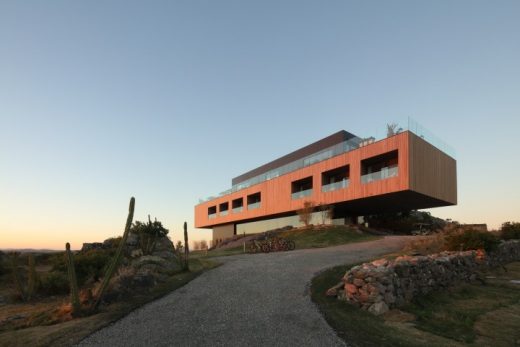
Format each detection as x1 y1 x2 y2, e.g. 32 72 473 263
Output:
77 236 410 347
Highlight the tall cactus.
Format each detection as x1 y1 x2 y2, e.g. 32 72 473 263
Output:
27 253 37 301
183 221 189 271
65 243 81 315
91 197 135 312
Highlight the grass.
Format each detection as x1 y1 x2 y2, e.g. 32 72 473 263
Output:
197 225 380 258
0 257 219 347
404 262 520 345
311 261 520 347
311 264 426 347
280 225 379 249
191 246 245 258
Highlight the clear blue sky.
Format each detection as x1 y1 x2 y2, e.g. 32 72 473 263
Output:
1 1 519 249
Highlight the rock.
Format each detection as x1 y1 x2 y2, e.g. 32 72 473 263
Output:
353 278 365 287
326 282 344 297
371 259 388 267
133 255 167 268
131 249 143 258
81 242 104 252
384 292 396 304
152 250 176 260
368 301 389 315
345 283 358 294
366 284 379 294
126 232 139 246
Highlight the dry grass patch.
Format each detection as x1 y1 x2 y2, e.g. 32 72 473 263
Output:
0 258 219 347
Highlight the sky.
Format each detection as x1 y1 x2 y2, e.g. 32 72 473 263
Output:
1 1 519 250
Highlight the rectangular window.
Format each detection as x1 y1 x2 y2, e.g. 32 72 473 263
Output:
208 206 217 219
291 176 313 199
247 192 261 210
322 165 350 192
219 202 229 216
232 198 244 213
361 150 398 183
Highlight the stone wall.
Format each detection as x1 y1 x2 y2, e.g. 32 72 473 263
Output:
336 240 520 315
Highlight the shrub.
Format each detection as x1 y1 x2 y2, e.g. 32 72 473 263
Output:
445 229 499 252
40 271 69 295
131 217 169 255
51 249 113 286
403 233 446 255
297 201 315 227
500 222 520 240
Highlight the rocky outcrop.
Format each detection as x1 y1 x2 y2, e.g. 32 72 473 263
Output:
99 231 182 303
336 240 520 315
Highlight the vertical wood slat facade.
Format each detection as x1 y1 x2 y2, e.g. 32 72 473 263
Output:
408 132 457 204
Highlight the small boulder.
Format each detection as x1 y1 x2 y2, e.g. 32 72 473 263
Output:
345 283 358 294
368 301 389 315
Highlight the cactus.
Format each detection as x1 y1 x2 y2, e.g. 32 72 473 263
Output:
91 196 135 312
27 253 38 301
9 252 26 301
183 222 189 271
65 243 81 315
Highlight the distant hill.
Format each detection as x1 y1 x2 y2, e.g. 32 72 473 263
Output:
0 248 60 254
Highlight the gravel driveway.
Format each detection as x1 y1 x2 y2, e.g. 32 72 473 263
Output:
78 236 410 347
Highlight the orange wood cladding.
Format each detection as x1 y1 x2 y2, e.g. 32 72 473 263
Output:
195 132 416 228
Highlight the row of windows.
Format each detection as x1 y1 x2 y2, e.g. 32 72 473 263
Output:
207 150 398 218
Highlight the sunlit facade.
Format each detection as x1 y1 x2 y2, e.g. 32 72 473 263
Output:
195 125 457 242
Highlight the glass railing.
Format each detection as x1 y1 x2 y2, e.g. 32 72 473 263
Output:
407 118 455 159
247 202 261 210
232 207 243 213
219 210 228 216
322 179 349 192
198 136 362 203
291 189 313 200
208 213 217 219
361 166 398 184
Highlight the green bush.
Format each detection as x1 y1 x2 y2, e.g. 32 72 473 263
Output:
51 249 113 286
445 229 499 252
132 218 169 255
500 222 520 240
40 271 69 295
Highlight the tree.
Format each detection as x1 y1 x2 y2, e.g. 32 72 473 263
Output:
297 201 315 228
317 203 334 225
175 241 184 252
200 240 208 250
386 123 403 137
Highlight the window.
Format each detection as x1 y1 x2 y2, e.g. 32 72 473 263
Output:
291 176 313 199
219 202 229 216
361 150 398 183
232 198 243 213
208 206 217 219
322 165 349 192
247 192 261 210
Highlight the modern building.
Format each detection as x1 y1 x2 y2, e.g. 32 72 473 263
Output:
195 122 457 242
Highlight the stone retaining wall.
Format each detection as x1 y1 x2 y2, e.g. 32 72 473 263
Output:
337 240 520 315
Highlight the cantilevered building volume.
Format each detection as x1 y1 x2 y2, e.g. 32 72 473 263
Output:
195 121 457 242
